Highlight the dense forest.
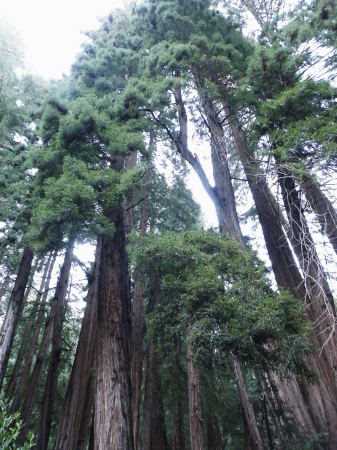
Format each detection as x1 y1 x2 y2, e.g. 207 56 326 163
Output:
0 0 337 448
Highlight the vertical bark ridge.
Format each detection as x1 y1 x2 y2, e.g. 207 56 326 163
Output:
94 202 133 450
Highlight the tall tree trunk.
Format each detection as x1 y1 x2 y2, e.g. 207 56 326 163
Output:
18 305 53 442
131 156 151 450
141 271 169 450
170 86 263 447
54 240 101 450
141 340 169 450
207 413 222 450
172 400 186 450
10 253 56 414
198 88 245 246
187 341 205 450
6 253 54 401
301 174 337 255
278 167 337 341
0 246 34 389
199 91 264 448
76 376 95 450
36 237 75 450
222 100 337 446
230 353 264 450
94 202 133 450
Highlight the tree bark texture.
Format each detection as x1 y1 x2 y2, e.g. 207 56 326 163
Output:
0 246 34 389
54 240 101 450
36 237 75 450
94 203 134 450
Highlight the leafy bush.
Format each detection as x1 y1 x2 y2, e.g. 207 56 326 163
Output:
0 399 34 449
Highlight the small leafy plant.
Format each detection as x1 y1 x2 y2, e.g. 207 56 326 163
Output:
0 399 34 449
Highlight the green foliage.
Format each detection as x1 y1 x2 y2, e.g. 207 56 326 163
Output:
0 399 34 449
255 79 337 170
137 231 310 370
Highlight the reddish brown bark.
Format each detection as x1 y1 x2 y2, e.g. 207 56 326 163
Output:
54 240 101 450
36 238 75 450
94 203 133 450
0 246 34 389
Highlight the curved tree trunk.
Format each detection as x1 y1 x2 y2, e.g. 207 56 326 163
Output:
199 91 263 448
278 167 337 350
54 240 101 450
36 237 75 450
301 174 337 255
0 246 34 389
171 85 263 448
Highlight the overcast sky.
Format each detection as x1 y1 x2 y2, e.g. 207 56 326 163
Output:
2 0 128 79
